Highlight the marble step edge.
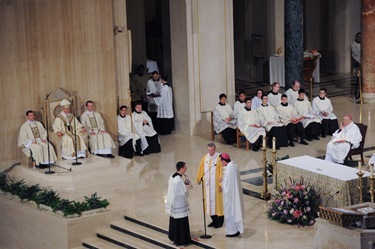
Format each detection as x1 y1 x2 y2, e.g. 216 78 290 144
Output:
82 237 125 249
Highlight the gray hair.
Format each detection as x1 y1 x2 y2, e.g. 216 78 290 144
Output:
207 143 216 148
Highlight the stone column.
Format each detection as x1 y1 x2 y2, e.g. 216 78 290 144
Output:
284 0 304 89
362 0 375 103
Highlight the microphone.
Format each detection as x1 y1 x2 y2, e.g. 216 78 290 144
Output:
325 191 340 207
199 164 217 183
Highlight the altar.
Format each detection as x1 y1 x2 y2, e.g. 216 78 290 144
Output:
276 156 370 207
269 51 321 87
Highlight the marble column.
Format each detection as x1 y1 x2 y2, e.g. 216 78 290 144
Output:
362 0 375 103
284 0 304 89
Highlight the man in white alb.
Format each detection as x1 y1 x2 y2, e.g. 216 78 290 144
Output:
18 110 57 167
53 99 87 160
251 89 263 111
154 74 174 135
213 93 237 145
325 114 362 164
233 90 246 119
81 101 115 158
267 82 282 107
285 80 307 106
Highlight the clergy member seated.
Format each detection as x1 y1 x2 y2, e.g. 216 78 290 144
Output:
80 100 115 158
267 82 282 107
233 90 246 119
132 101 161 155
53 99 87 160
285 80 307 106
312 88 339 137
276 94 308 147
293 89 321 141
257 95 288 149
18 110 57 168
237 97 266 151
251 89 263 111
117 105 142 158
213 93 237 145
325 115 362 164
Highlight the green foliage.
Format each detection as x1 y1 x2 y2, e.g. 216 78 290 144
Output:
18 184 41 202
8 179 27 196
0 173 9 192
84 192 110 209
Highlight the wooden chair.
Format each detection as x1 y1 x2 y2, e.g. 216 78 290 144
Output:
210 111 223 142
346 123 367 164
236 128 249 150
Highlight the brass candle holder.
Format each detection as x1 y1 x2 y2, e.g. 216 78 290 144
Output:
272 147 277 190
357 171 364 203
261 145 270 200
370 175 375 203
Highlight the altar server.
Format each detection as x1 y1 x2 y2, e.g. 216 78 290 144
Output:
166 161 192 246
312 88 339 137
154 74 174 135
237 97 266 151
267 82 282 107
219 153 245 238
213 93 237 145
233 90 247 119
285 80 307 106
53 99 87 160
251 89 263 110
325 114 362 164
18 110 57 167
81 101 115 158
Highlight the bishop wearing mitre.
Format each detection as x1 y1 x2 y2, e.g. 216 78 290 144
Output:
53 99 87 160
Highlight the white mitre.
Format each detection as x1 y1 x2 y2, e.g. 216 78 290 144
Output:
60 99 71 107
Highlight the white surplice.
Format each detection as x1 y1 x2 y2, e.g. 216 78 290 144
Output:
293 99 321 128
213 104 237 134
325 122 362 163
233 100 246 119
251 96 262 111
166 173 190 219
154 83 174 118
18 121 57 165
312 96 337 120
267 92 281 107
147 79 162 112
285 88 309 106
132 111 157 151
117 115 139 150
237 108 265 143
256 105 284 132
80 111 115 155
276 104 300 126
222 161 245 234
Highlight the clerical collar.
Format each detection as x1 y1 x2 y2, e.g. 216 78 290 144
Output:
27 120 35 124
238 100 245 103
164 83 170 87
244 107 251 111
218 102 226 106
281 103 288 106
261 104 268 107
319 96 325 100
135 111 142 114
270 91 278 95
153 79 159 82
172 172 182 178
297 98 304 101
120 114 126 118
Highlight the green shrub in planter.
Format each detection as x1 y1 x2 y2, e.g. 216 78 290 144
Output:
84 192 109 209
18 184 41 202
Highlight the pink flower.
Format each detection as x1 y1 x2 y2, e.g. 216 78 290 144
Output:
295 185 301 191
301 185 306 190
294 198 299 203
293 209 302 218
309 220 315 225
283 209 288 215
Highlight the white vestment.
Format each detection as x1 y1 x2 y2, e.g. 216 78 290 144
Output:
351 41 361 64
202 153 220 215
53 112 87 159
276 104 301 126
213 104 237 134
285 89 309 106
222 161 245 234
117 115 139 150
233 100 246 119
80 111 115 155
132 111 157 151
18 121 57 165
293 100 321 128
237 108 266 143
312 97 337 120
166 173 190 219
256 105 284 132
154 83 174 118
325 122 362 163
267 92 281 107
146 79 161 112
251 96 262 110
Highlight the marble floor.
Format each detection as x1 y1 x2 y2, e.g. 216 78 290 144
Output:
2 81 375 249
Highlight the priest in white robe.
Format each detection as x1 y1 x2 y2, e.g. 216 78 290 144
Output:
233 90 246 119
293 89 322 141
53 99 87 160
132 101 161 155
325 114 362 164
81 101 115 158
257 95 288 149
276 94 308 146
146 71 161 131
219 153 245 238
154 74 174 135
213 93 237 145
251 89 264 110
196 143 224 228
312 88 339 137
166 161 192 246
118 105 142 158
267 82 282 107
351 32 361 65
18 110 57 167
285 80 308 106
237 98 265 151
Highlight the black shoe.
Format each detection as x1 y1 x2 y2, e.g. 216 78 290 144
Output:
321 135 326 138
300 140 309 145
226 231 240 237
38 164 48 169
214 224 223 228
208 221 215 227
313 136 320 140
252 145 259 152
136 152 144 157
106 154 115 158
276 147 280 150
289 141 295 147
97 154 106 158
306 137 313 141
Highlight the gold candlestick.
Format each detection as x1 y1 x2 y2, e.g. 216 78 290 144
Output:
357 171 365 203
272 148 277 190
370 175 375 203
261 145 270 200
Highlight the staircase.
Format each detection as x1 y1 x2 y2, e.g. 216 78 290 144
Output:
82 216 215 249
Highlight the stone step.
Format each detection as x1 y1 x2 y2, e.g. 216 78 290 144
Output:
96 228 161 249
82 237 125 249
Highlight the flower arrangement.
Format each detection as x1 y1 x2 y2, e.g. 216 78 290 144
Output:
268 178 320 226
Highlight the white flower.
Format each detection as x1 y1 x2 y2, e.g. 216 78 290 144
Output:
289 208 294 214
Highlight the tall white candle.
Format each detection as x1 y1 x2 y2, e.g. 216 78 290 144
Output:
272 137 276 150
358 160 362 173
262 136 266 148
371 164 374 176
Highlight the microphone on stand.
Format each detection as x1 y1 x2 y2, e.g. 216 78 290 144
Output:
199 163 217 239
42 107 55 175
72 113 82 166
325 191 340 207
